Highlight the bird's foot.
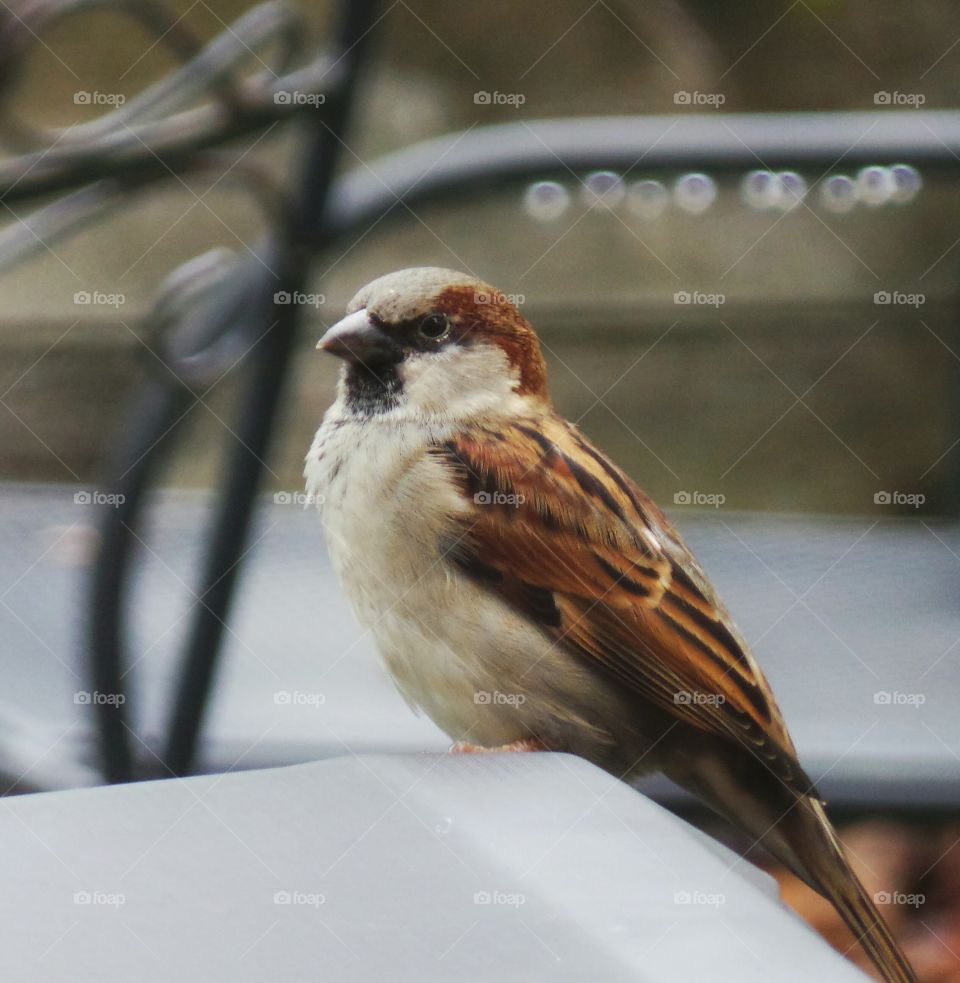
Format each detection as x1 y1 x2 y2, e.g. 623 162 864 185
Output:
450 738 546 753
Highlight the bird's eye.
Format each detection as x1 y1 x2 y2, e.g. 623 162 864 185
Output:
417 313 451 342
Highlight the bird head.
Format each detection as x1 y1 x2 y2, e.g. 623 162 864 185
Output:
317 267 549 417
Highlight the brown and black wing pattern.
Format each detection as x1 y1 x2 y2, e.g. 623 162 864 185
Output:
431 416 815 794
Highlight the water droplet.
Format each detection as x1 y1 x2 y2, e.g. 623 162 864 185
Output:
742 170 806 211
889 163 922 203
581 170 625 209
741 170 779 210
820 175 858 214
674 173 717 214
434 817 453 835
857 166 895 206
626 179 668 219
777 171 807 210
523 181 570 221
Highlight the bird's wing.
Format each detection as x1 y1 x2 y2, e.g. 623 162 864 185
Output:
431 416 814 793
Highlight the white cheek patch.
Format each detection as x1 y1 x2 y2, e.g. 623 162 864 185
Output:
398 344 526 419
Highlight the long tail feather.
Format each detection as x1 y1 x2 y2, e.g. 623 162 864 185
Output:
668 753 917 983
798 800 916 983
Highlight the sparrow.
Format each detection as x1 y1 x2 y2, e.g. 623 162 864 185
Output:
305 267 916 983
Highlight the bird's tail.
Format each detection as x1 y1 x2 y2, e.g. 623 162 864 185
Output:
669 752 917 983
788 798 916 983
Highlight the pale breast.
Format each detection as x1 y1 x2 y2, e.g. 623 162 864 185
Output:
304 407 623 753
306 410 465 606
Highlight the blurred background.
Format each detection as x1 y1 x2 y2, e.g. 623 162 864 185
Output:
4 0 959 512
1 1 959 979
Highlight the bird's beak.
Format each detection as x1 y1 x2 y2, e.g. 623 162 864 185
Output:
316 309 395 362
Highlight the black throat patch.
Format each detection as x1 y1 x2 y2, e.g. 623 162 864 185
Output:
343 359 403 415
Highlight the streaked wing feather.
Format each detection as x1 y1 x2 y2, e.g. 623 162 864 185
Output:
432 417 815 793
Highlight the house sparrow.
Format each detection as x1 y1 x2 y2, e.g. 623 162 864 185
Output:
305 267 916 983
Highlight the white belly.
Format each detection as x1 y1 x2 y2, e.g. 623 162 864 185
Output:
304 409 617 750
